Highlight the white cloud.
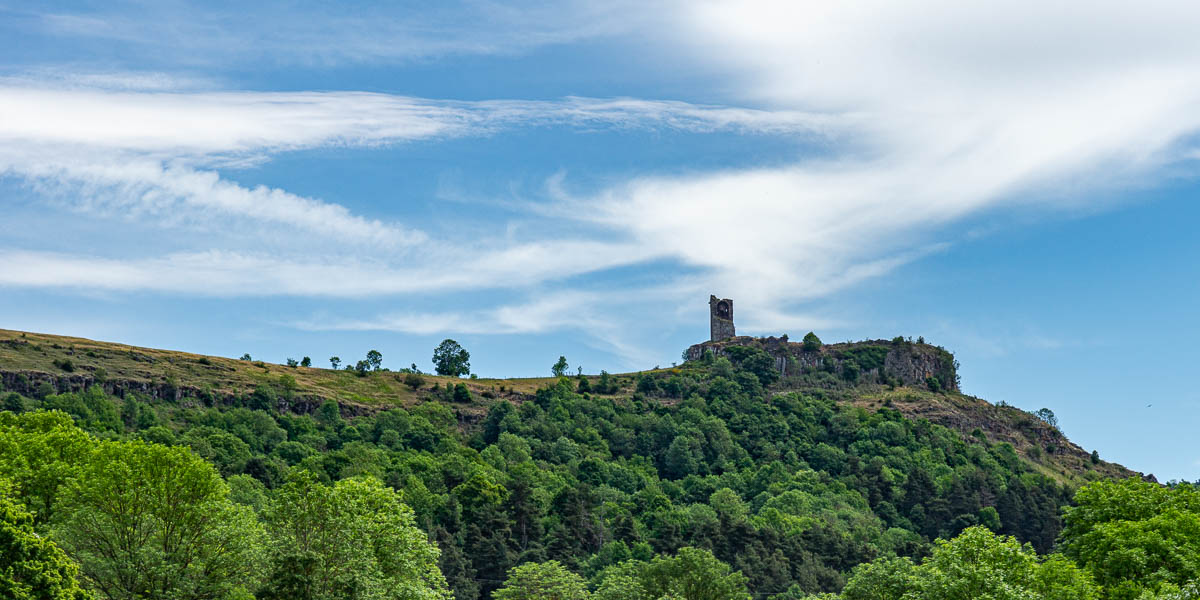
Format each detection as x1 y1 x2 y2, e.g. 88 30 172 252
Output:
0 83 831 247
0 86 835 156
0 238 653 297
550 0 1200 310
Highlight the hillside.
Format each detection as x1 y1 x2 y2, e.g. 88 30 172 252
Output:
0 328 1133 486
0 327 1143 599
0 328 555 413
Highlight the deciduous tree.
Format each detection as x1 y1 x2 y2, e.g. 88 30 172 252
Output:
433 340 471 377
493 560 588 600
52 440 265 600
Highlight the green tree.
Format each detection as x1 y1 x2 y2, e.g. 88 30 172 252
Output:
552 356 570 378
1034 408 1058 429
0 411 95 524
802 332 823 352
301 356 312 367
494 560 589 600
0 480 91 600
433 339 471 377
1061 479 1200 600
2 392 23 413
841 556 916 600
642 547 752 600
366 350 383 371
262 472 451 600
52 440 265 600
329 356 340 369
845 526 1097 600
593 561 649 600
598 370 614 394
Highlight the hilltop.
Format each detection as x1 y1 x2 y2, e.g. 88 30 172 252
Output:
0 327 1133 486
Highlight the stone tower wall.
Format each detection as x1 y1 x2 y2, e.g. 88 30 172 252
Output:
709 295 735 341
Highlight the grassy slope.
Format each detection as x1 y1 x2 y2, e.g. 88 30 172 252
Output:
0 328 1135 484
0 328 569 409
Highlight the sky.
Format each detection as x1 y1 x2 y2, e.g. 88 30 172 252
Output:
1 0 1198 480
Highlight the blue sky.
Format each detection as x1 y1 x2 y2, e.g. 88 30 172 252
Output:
1 0 1199 480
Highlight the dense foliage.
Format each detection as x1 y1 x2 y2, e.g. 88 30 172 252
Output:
0 346 1187 600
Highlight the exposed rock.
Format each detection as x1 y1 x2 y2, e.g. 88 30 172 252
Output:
685 336 959 392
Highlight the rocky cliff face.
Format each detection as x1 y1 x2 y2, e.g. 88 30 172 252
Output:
0 370 370 417
686 336 959 391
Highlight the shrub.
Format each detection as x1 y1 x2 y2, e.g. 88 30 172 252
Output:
842 359 861 382
2 392 24 413
925 376 943 392
453 383 471 403
636 374 659 396
598 370 614 394
803 332 823 351
403 372 425 390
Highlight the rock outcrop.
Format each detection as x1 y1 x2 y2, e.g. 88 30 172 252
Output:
685 336 959 391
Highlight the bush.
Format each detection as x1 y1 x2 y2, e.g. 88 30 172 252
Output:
452 383 471 403
598 370 615 394
842 359 861 382
403 372 425 390
2 392 24 413
925 376 943 393
636 374 659 396
52 358 75 372
803 332 823 352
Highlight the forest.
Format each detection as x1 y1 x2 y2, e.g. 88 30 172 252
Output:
3 342 1198 600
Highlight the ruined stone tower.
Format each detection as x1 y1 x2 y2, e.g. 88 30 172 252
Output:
709 295 735 341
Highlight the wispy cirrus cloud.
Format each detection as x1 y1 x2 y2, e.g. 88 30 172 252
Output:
0 85 839 156
0 82 835 247
22 1 646 65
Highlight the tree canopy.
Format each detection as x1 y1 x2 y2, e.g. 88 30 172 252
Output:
0 480 90 600
433 339 471 377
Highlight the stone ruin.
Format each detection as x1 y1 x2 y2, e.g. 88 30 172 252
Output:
709 295 735 342
687 295 958 391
